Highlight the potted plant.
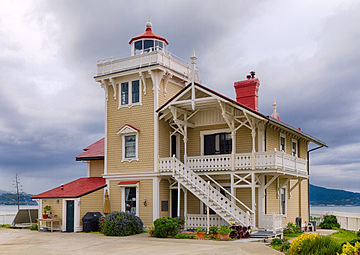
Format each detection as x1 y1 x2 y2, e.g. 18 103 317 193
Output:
219 225 232 241
196 227 206 240
209 226 219 239
43 205 51 219
148 225 155 237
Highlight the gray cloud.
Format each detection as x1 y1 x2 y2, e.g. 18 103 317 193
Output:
0 0 359 193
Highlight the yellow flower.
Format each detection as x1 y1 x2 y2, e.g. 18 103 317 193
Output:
337 241 360 255
229 221 235 225
289 233 318 255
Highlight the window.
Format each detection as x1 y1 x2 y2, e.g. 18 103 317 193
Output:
119 80 141 108
155 40 163 50
144 40 154 52
204 133 232 155
124 187 137 215
118 124 139 162
134 41 142 51
280 187 286 215
124 135 136 159
292 140 298 157
132 80 140 103
280 134 286 152
121 82 129 105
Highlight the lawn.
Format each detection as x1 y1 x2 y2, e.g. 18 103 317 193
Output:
330 229 358 244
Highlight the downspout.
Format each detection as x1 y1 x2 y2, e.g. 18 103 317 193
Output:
307 145 325 222
264 120 270 214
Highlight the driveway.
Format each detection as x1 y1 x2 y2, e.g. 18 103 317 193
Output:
0 229 281 255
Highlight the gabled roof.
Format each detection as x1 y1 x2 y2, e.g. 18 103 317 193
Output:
117 124 139 135
157 82 327 147
76 138 104 161
32 177 106 199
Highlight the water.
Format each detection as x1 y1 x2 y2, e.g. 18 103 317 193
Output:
311 205 360 214
0 205 38 225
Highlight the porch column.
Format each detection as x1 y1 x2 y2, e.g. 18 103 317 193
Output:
184 189 188 228
258 175 265 228
177 182 181 218
251 129 256 170
183 114 188 164
231 129 236 200
251 172 256 227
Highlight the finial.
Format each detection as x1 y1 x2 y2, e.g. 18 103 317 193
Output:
271 100 280 120
190 49 197 64
146 20 152 29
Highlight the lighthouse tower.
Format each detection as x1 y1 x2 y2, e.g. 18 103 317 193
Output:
94 22 195 221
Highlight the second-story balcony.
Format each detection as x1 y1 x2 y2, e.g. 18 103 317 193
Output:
159 151 307 177
95 49 191 79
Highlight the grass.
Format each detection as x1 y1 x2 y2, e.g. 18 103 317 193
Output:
284 232 303 239
0 224 11 228
330 229 358 244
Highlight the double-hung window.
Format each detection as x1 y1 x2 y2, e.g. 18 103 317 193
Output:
124 135 136 159
280 134 286 152
280 187 286 215
118 124 139 162
292 140 298 157
120 80 141 108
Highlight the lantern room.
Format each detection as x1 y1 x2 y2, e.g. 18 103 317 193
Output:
129 21 169 56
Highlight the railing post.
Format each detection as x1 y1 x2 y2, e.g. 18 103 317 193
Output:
207 181 210 234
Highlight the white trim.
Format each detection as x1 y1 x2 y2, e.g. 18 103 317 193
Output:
118 79 142 109
200 128 231 156
104 85 108 175
153 177 160 221
87 161 90 177
169 133 180 159
117 124 139 135
62 198 81 232
121 133 139 162
200 183 231 215
291 139 298 157
120 183 139 216
280 133 286 152
279 186 287 217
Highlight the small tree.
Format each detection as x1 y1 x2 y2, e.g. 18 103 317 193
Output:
319 215 340 229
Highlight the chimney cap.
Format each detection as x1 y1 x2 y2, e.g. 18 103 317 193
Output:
250 71 255 79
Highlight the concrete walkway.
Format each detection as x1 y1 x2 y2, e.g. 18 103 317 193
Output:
0 229 282 255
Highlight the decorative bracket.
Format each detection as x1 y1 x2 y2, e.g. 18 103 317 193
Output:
139 71 147 95
110 78 117 100
100 80 109 101
163 71 173 96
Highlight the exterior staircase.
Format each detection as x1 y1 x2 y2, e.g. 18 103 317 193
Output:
171 157 254 227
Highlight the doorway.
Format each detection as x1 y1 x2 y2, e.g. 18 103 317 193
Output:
66 200 74 232
171 190 178 218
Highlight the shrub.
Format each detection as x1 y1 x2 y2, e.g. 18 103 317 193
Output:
281 242 290 252
230 225 250 239
289 233 318 255
174 233 194 239
338 241 360 255
153 217 178 238
284 222 302 234
209 226 219 234
196 227 206 233
319 215 340 229
300 236 342 255
342 238 360 247
218 225 232 234
102 211 143 236
357 230 360 237
271 238 283 246
30 224 38 231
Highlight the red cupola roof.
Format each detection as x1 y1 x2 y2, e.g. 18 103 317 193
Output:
129 22 168 45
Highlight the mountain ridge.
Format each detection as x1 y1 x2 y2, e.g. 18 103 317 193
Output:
310 184 360 206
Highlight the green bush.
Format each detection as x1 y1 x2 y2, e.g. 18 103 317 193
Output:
29 224 38 231
271 238 283 246
342 238 360 247
284 222 302 234
299 236 342 255
218 225 232 234
209 225 219 234
319 215 340 229
174 233 194 239
281 242 290 252
153 217 179 238
357 230 360 237
102 211 143 236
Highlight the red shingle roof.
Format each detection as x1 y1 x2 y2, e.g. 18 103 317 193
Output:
32 177 106 199
129 26 168 45
76 138 104 161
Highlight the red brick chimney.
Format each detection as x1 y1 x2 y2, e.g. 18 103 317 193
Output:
234 71 260 111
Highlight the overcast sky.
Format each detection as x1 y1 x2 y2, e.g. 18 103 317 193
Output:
0 0 359 194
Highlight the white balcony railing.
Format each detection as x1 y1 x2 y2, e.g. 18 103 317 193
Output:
159 151 307 176
96 50 191 78
258 214 283 233
185 214 228 229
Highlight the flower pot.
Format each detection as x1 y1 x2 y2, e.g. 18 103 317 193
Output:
220 233 230 241
196 232 206 240
43 214 48 219
212 233 219 239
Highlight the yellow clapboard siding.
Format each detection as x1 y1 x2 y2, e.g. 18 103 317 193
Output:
89 160 104 177
80 189 104 226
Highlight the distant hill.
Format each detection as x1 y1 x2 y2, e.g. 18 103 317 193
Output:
310 184 360 206
0 192 37 205
0 189 7 195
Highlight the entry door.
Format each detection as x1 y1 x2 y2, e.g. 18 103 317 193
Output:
170 135 179 158
171 190 178 218
66 200 74 232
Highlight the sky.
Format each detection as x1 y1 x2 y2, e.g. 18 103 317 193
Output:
0 0 359 194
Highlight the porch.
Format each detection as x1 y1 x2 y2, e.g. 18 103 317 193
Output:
159 151 307 177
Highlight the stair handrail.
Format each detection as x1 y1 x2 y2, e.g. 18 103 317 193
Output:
204 174 254 214
172 156 252 225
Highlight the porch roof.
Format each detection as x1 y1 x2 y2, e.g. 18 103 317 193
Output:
32 177 106 199
157 82 327 147
76 138 104 161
